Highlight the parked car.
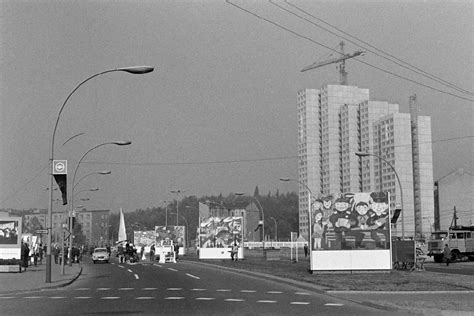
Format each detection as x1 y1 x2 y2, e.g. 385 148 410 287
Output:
92 247 110 264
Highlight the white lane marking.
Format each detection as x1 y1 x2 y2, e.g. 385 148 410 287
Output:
153 264 163 268
291 302 310 305
186 273 200 279
127 269 133 273
167 288 182 291
195 297 215 301
167 268 178 272
142 288 157 290
135 297 154 300
191 288 206 291
50 296 66 299
0 297 15 299
164 297 185 300
225 298 245 302
216 289 232 292
325 303 344 306
267 291 283 294
240 290 256 293
118 265 124 269
119 288 134 291
134 274 139 279
75 288 90 291
257 300 277 303
101 297 120 300
24 296 42 299
295 292 310 295
74 297 92 299
97 288 111 291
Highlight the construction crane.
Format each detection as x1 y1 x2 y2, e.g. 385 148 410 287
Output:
301 41 363 85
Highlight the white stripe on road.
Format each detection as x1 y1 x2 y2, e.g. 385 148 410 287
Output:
101 297 120 300
167 288 182 291
290 302 310 305
267 291 283 294
119 288 134 290
186 273 200 279
240 290 256 293
153 264 163 268
167 268 178 272
24 296 42 299
142 288 157 290
195 297 215 300
97 288 111 291
216 289 232 292
191 288 207 291
134 274 139 279
75 288 90 291
225 298 245 302
135 297 155 300
0 297 15 299
257 300 277 303
127 269 133 273
74 297 92 299
295 292 310 295
325 303 344 306
49 296 66 299
164 297 185 300
118 265 124 268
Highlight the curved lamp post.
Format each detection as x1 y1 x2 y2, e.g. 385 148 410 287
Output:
73 171 111 191
46 65 153 283
235 193 265 250
280 178 314 261
170 212 189 250
355 151 404 239
162 201 169 226
68 141 131 265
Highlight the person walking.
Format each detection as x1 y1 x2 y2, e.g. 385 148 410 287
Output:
231 242 239 261
150 244 155 262
443 244 451 266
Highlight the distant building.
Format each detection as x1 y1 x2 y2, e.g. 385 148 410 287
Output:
434 169 474 230
297 84 434 240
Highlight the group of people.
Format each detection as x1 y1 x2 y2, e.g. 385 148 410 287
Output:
20 242 45 268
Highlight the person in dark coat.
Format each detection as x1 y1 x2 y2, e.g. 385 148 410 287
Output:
21 242 30 269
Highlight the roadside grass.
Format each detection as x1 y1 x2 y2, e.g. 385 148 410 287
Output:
184 252 474 291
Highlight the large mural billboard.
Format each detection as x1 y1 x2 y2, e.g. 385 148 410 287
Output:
199 216 243 249
133 230 156 247
155 226 186 248
0 219 21 246
312 191 391 251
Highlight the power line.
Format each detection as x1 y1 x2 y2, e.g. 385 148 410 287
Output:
226 0 474 102
280 0 473 96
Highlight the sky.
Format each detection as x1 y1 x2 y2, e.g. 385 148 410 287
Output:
0 0 472 213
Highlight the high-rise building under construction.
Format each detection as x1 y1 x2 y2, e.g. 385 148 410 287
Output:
297 84 434 240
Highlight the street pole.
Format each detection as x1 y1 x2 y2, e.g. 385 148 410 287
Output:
355 151 405 239
46 66 153 283
171 190 184 226
235 193 265 250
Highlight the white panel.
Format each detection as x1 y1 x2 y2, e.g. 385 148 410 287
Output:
199 248 244 260
310 250 391 271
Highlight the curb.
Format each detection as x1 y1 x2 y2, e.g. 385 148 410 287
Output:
0 266 83 296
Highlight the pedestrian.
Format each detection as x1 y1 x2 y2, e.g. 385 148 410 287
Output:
33 244 38 266
21 242 29 269
140 246 144 261
38 243 43 264
231 242 239 261
53 245 59 264
117 243 124 263
150 244 155 261
304 244 309 257
443 244 451 266
174 243 180 262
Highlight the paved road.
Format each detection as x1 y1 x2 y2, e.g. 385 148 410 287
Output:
424 261 474 275
0 258 408 316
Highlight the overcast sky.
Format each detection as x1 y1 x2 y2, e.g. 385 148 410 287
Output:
1 0 472 213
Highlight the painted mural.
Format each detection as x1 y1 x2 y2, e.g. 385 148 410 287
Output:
199 216 242 248
155 226 186 247
0 220 20 245
133 230 156 247
311 191 391 250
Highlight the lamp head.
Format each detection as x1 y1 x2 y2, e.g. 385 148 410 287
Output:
99 171 112 175
114 141 132 146
279 178 291 182
355 151 369 157
119 66 154 74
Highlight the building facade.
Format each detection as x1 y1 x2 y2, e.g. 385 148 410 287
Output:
297 84 434 240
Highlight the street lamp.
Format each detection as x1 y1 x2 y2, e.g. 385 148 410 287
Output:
68 141 130 266
235 193 265 250
280 178 313 256
170 190 185 226
72 171 111 191
270 217 278 241
47 65 153 283
355 151 405 239
162 201 169 226
170 212 189 250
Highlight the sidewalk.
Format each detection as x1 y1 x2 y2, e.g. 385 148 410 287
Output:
0 261 82 294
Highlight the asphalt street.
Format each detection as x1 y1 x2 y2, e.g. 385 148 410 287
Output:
0 258 408 316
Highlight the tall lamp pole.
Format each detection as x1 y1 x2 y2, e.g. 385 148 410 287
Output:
170 190 184 226
355 151 405 239
280 178 313 259
235 193 265 250
69 141 130 265
162 201 169 226
47 65 153 283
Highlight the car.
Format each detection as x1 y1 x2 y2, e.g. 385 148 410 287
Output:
92 247 110 264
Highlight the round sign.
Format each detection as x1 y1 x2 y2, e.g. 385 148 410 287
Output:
55 162 65 172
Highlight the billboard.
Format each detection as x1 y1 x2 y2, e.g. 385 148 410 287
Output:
310 192 392 271
198 216 243 259
133 230 156 247
0 219 21 246
155 226 186 248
